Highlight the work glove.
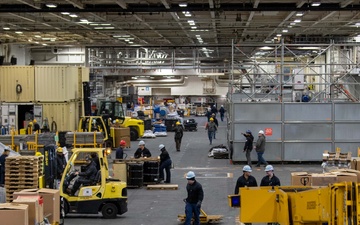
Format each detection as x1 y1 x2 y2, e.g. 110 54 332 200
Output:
196 201 202 208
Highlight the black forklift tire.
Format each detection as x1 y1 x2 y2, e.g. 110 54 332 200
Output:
102 203 118 219
130 127 139 141
63 199 69 215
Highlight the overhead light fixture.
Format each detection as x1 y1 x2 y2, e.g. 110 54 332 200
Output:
61 12 70 15
296 12 304 16
46 3 57 8
80 19 88 22
3 27 10 30
290 22 296 25
15 31 23 34
104 27 114 29
128 41 134 44
294 19 301 23
179 3 187 7
94 27 104 29
42 43 47 46
282 29 288 33
34 35 41 38
288 25 293 28
191 26 197 29
185 12 192 17
311 1 321 7
69 14 78 18
355 22 360 26
276 34 282 37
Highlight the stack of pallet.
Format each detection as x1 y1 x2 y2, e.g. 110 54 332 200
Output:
323 150 352 169
4 156 44 202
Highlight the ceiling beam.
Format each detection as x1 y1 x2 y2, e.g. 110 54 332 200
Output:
115 0 127 9
16 0 41 9
64 0 84 9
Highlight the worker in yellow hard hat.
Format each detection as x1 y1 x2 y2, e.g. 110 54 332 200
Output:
205 117 217 145
174 121 183 151
33 119 40 133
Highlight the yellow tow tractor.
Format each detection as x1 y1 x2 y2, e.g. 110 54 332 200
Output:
60 148 127 218
228 182 360 225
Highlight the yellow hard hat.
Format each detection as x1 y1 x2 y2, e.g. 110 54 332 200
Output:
116 119 120 123
35 152 42 156
57 147 63 153
33 119 37 123
209 118 214 121
29 122 33 125
176 121 181 125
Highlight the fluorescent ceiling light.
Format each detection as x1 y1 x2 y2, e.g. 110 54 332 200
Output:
191 26 197 29
260 46 273 50
80 19 88 22
46 3 57 8
355 22 360 26
290 22 296 25
187 20 194 23
311 2 321 7
3 27 10 30
94 27 104 29
294 19 301 23
15 31 23 34
288 25 293 28
101 24 111 26
276 34 282 37
195 35 201 37
34 35 41 38
185 13 192 17
179 3 187 7
69 14 78 18
42 43 47 46
296 12 304 16
35 41 39 44
282 29 288 33
61 12 70 15
104 27 114 29
128 41 134 44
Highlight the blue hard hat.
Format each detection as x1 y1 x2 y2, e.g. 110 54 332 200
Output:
246 130 252 134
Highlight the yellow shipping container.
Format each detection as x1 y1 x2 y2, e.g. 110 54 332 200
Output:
35 66 79 102
41 102 81 131
0 66 35 102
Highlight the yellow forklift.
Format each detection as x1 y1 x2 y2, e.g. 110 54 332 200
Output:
96 100 145 141
229 182 360 225
59 148 127 218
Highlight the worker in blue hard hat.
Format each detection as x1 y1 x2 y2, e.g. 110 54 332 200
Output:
242 130 254 167
260 165 281 187
184 171 204 225
234 165 258 195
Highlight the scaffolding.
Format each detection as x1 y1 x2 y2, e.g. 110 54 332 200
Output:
229 40 360 103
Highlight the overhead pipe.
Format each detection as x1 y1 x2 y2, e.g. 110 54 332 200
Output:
117 76 186 87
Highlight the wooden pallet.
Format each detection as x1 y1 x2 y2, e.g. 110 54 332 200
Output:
147 184 178 190
178 209 223 224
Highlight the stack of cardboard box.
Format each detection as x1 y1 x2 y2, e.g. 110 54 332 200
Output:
0 188 60 225
4 156 43 202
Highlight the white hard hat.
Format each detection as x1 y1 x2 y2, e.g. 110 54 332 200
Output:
265 165 274 172
159 144 165 151
138 140 145 146
259 130 264 134
221 105 224 107
186 171 196 179
243 165 252 172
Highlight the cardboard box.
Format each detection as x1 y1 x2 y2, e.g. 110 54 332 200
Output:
311 173 337 186
116 127 130 136
0 203 28 225
13 196 43 225
334 169 360 182
291 172 311 186
350 157 360 171
14 188 60 224
331 172 358 183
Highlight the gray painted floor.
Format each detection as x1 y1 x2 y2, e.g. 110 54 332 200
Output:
65 115 323 225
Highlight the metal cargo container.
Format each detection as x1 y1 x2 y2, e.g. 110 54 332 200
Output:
35 66 80 102
1 102 81 132
0 66 35 102
41 102 80 131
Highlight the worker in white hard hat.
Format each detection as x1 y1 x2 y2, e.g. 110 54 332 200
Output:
184 171 204 225
158 144 172 183
234 165 258 195
260 165 281 187
255 130 268 167
219 105 225 122
134 140 152 158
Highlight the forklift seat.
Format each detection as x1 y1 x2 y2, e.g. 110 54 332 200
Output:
92 170 101 185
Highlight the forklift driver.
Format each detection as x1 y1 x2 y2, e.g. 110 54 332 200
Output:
67 156 97 196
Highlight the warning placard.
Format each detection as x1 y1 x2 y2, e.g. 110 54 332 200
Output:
265 128 273 136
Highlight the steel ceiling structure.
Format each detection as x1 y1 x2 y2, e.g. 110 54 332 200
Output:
0 0 359 59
